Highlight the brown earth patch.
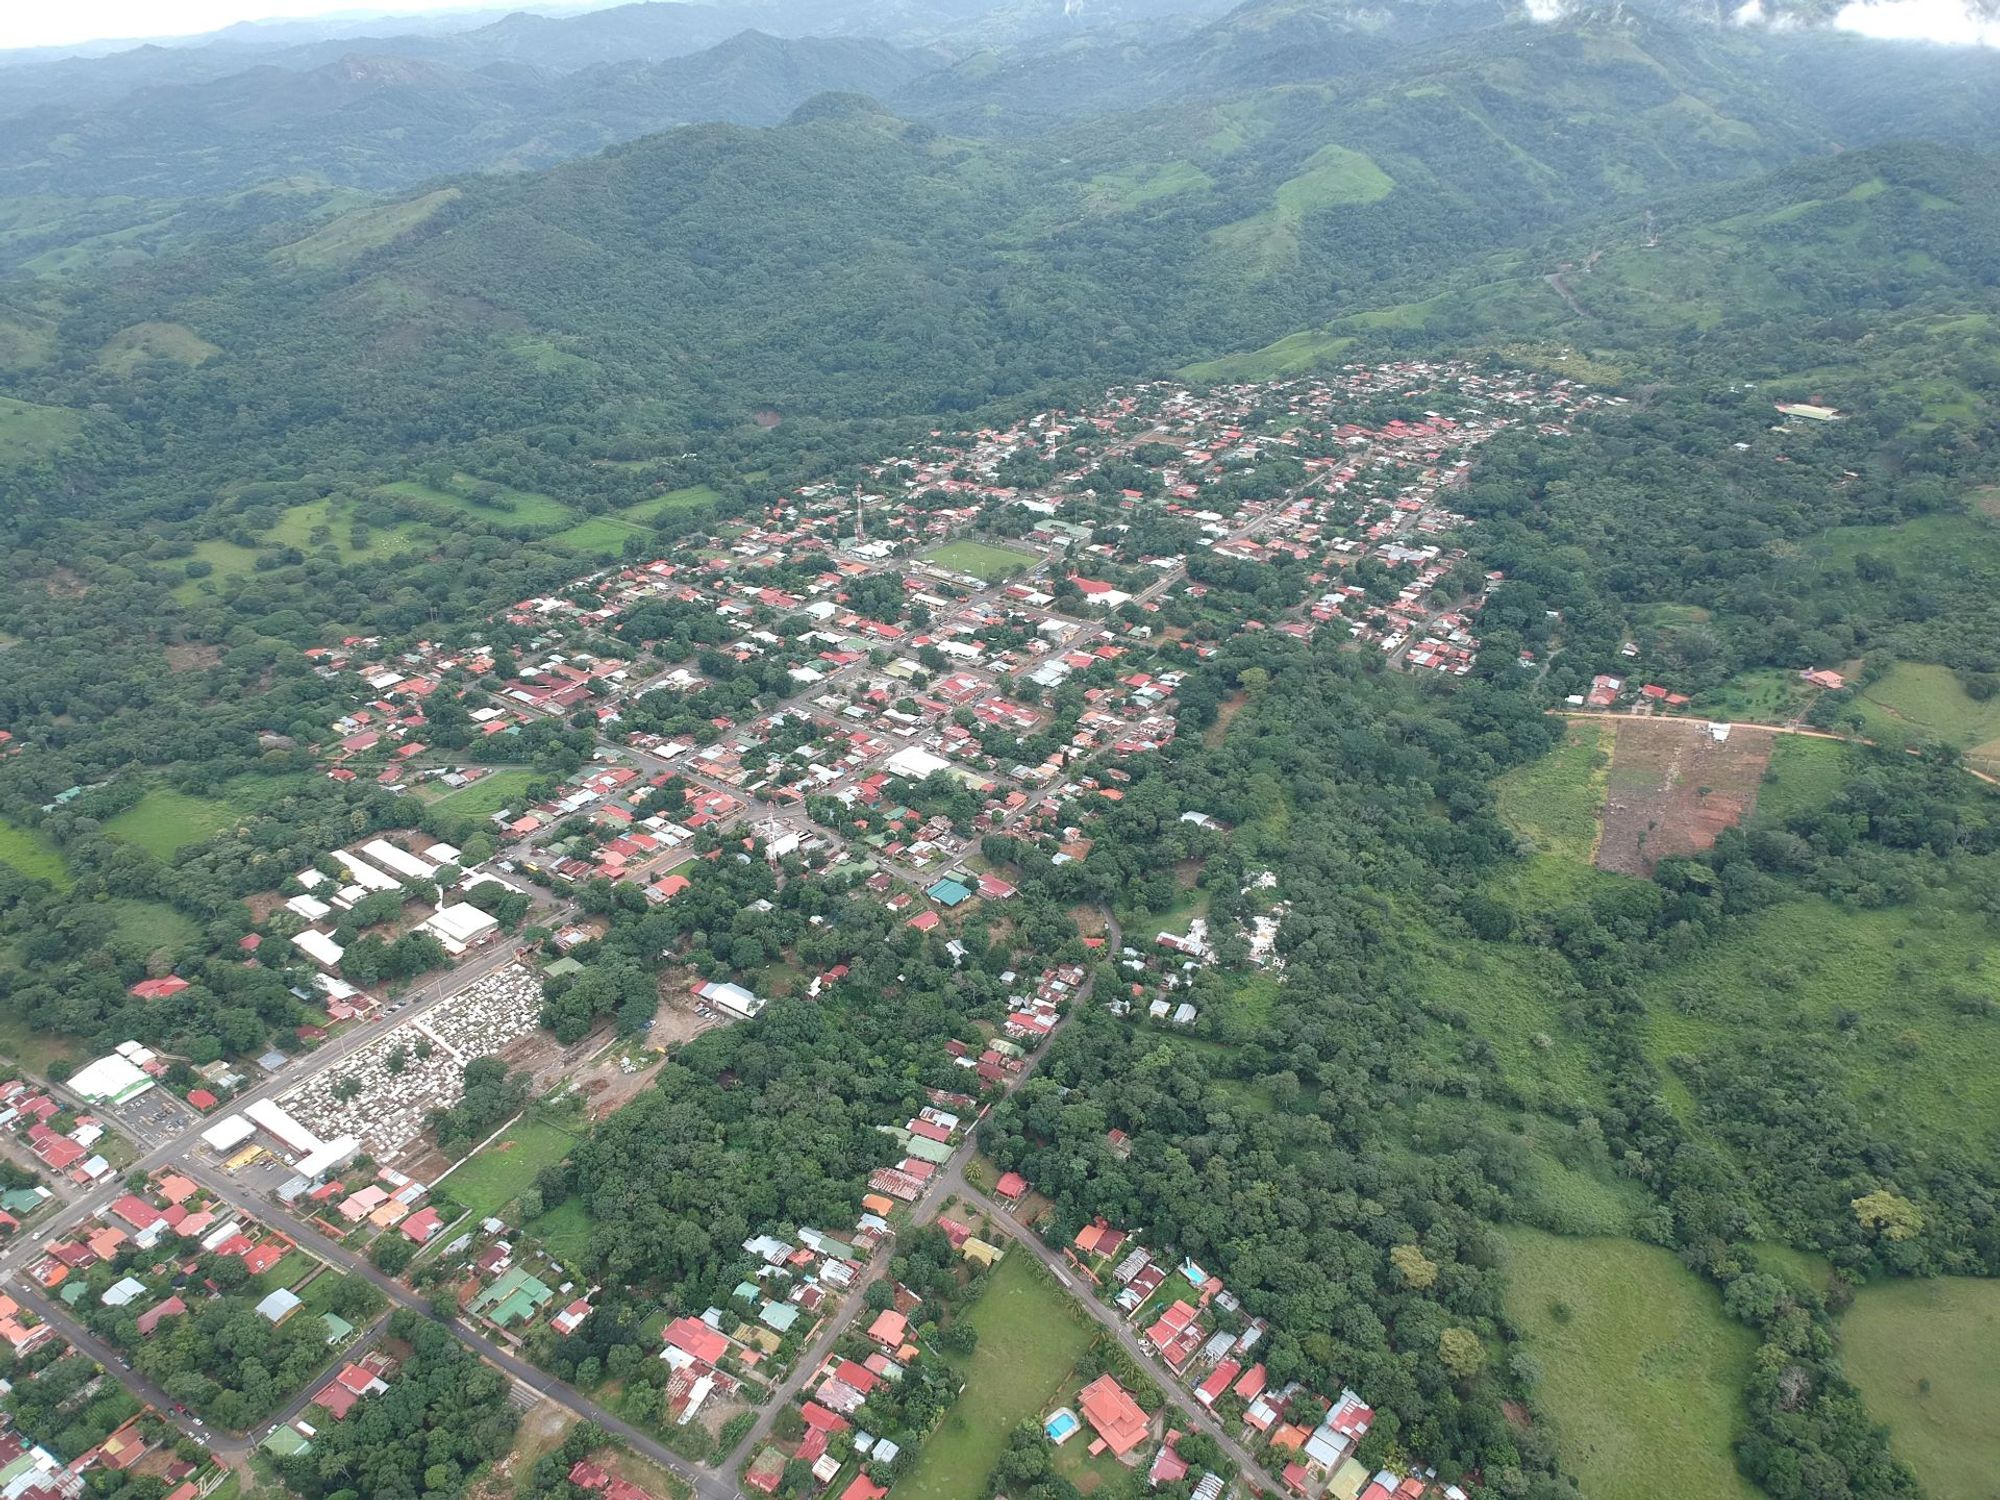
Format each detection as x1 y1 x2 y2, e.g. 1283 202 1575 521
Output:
1973 485 2000 519
244 891 288 922
1595 719 1774 877
164 642 222 672
1203 691 1248 748
1501 1399 1534 1430
751 407 782 429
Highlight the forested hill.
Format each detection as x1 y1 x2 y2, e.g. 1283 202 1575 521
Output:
2 10 1954 479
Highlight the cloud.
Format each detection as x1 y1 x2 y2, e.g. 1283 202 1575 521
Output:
1832 0 2000 45
1523 0 1571 21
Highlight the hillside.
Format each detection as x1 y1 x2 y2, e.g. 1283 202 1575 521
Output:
8 9 1930 470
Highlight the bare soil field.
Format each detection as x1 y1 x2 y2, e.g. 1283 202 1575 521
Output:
1595 719 1773 876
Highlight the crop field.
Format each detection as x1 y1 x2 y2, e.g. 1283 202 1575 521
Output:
899 1251 1097 1500
0 819 68 887
1596 719 1773 876
1499 1229 1760 1500
1841 1277 2000 1500
1637 897 2000 1161
928 539 1038 581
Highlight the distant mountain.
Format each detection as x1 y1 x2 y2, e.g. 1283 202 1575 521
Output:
42 10 1957 444
0 31 945 200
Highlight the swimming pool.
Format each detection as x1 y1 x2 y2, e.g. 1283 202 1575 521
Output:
1044 1408 1080 1444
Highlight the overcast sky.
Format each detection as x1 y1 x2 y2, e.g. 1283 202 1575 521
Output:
0 1 525 51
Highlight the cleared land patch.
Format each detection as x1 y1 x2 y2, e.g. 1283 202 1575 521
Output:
0 819 68 887
438 1116 582 1220
271 188 460 269
104 788 244 859
0 396 84 464
899 1249 1097 1500
1640 897 2000 1161
1596 719 1772 876
98 321 219 374
1854 663 2000 770
1499 1229 1760 1500
1841 1277 2000 1500
430 769 538 825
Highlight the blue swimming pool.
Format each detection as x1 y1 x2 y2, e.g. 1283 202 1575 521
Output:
1044 1409 1080 1444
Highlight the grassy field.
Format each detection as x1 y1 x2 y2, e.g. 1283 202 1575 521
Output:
430 769 538 824
1500 1229 1760 1500
1748 736 1853 828
1510 1154 1647 1238
554 515 647 552
1182 329 1356 382
1084 159 1213 212
1854 663 2000 763
0 396 83 464
1637 897 2000 1161
105 899 201 958
928 539 1038 581
442 1118 582 1220
1841 1278 2000 1500
525 1199 594 1270
98 321 220 375
270 188 460 269
0 819 68 887
1407 936 1604 1115
377 477 570 529
1699 667 1819 725
104 788 244 859
1490 719 1617 907
899 1252 1097 1500
0 1003 79 1073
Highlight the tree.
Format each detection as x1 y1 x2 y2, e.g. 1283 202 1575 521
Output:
1438 1328 1485 1379
1390 1244 1438 1290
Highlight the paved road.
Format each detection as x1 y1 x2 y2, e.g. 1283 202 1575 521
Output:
713 908 1120 1479
6 1279 243 1458
172 1155 740 1500
959 1185 1287 1496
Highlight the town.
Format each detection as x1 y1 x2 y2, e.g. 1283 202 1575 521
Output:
0 365 1601 1500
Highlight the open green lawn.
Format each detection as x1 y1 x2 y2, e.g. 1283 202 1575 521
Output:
928 539 1039 582
0 819 68 887
98 321 219 375
429 769 538 824
1700 667 1819 725
900 1252 1097 1500
1500 1229 1760 1500
1637 897 2000 1163
105 788 244 859
171 498 435 600
442 1118 582 1220
1841 1278 2000 1500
